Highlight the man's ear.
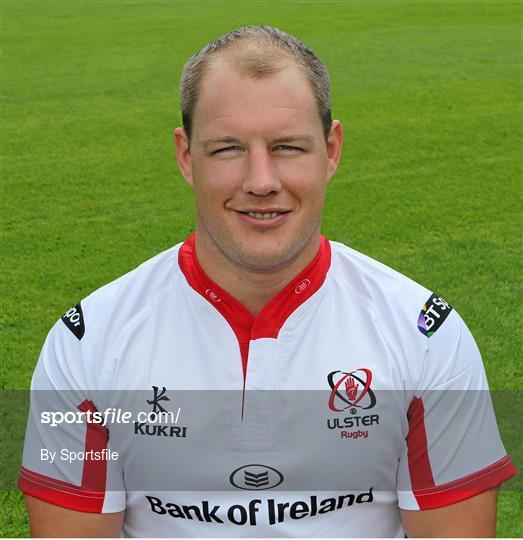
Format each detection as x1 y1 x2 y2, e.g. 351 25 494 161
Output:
174 127 193 187
326 120 343 182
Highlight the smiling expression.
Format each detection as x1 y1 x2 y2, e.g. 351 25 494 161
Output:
175 57 342 272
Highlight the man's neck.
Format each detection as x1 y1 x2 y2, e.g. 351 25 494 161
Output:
194 233 321 317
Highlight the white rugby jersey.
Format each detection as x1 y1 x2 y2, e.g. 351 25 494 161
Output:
19 235 516 537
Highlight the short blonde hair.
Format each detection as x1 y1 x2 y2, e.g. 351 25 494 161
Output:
180 25 332 141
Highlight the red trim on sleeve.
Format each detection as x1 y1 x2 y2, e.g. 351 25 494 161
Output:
406 397 517 510
413 455 517 510
77 399 109 493
18 400 109 513
178 233 331 379
18 466 105 513
406 397 436 491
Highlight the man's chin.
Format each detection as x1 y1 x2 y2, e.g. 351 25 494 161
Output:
232 252 295 273
228 238 313 274
200 222 319 274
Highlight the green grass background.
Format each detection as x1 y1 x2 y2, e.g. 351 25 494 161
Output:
1 0 521 536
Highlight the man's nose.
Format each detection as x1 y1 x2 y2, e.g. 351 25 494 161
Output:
242 147 282 196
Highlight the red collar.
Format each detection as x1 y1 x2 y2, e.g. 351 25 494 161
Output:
178 233 331 376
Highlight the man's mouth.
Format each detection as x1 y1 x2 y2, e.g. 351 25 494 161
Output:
235 209 291 227
245 211 282 219
237 209 291 216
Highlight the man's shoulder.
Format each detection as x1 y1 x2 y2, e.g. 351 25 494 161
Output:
84 242 182 311
93 242 181 298
36 243 187 390
328 240 467 379
329 240 431 308
58 243 184 349
328 240 460 341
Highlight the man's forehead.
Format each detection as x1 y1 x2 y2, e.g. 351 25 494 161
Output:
194 107 318 143
193 60 321 139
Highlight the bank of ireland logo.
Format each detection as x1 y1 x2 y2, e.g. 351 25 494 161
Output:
327 369 376 412
230 464 284 490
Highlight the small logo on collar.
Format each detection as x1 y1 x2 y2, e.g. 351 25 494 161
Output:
205 289 221 302
294 279 311 294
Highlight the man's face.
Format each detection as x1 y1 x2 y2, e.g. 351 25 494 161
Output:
175 58 342 272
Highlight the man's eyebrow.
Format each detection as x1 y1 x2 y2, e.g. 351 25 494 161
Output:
199 136 242 149
198 134 316 149
271 135 315 144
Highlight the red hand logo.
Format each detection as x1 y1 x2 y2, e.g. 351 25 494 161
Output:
345 376 359 402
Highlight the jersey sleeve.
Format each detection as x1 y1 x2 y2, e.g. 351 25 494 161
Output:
18 304 126 513
397 299 516 510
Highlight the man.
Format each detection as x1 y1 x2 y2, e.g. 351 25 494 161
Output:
19 26 515 537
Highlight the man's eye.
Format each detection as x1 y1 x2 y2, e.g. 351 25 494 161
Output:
274 145 303 152
212 146 241 155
